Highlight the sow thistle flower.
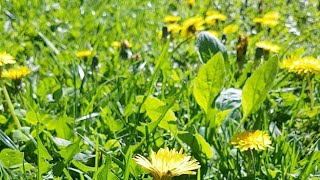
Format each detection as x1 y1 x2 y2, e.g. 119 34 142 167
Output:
1 66 32 80
133 148 200 180
231 130 272 151
281 56 320 75
0 52 16 66
180 17 204 38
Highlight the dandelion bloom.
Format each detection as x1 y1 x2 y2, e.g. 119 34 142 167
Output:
205 11 226 25
76 50 94 58
167 24 181 34
180 17 204 38
0 52 16 66
256 41 280 53
281 56 320 75
133 148 200 180
1 66 32 80
186 0 195 8
223 25 239 34
253 11 280 28
231 130 272 151
164 16 181 24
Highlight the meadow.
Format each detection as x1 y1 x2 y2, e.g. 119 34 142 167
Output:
0 0 320 179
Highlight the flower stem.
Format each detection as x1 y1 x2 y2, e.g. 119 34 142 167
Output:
307 74 315 109
0 81 21 129
250 150 256 179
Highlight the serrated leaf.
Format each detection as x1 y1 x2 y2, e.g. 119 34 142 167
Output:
242 57 278 120
196 31 228 63
193 53 225 113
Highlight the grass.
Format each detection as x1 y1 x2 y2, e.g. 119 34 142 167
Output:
0 0 319 179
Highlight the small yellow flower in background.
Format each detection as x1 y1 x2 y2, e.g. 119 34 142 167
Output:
133 148 200 180
208 30 219 38
0 52 16 66
76 50 94 58
205 10 226 25
180 17 204 38
186 0 195 8
253 11 280 28
231 130 272 151
164 16 181 24
281 56 320 75
1 66 31 80
167 24 181 34
223 25 239 34
256 41 280 53
111 41 122 48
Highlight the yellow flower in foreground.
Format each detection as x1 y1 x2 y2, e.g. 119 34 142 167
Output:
223 25 239 34
281 56 320 74
180 17 204 38
1 66 31 80
164 16 181 24
76 50 94 58
133 148 200 180
186 0 195 8
167 24 181 34
231 130 272 151
0 52 16 66
256 41 280 53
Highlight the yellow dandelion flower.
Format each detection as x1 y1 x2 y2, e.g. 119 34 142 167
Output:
1 66 31 80
180 17 204 38
253 11 280 28
223 25 239 34
76 50 94 58
186 0 195 8
164 16 181 24
281 56 320 74
167 24 181 34
208 30 219 38
0 52 16 66
133 148 200 180
231 130 272 151
111 41 122 48
256 41 280 53
205 10 226 26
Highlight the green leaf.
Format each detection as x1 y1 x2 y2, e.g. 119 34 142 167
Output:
138 96 177 131
59 140 81 164
36 138 53 161
178 132 213 159
193 53 225 113
196 31 228 63
0 149 23 168
241 56 278 120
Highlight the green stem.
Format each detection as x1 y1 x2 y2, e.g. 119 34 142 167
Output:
250 150 256 179
0 81 21 129
307 74 315 109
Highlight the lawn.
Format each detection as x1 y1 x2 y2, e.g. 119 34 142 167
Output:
0 0 319 179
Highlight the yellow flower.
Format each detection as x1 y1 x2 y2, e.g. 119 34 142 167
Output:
1 66 31 80
281 56 320 74
186 0 195 8
76 50 94 58
231 130 272 151
164 16 181 24
205 11 226 25
223 25 239 34
253 11 280 28
133 148 200 180
180 17 204 38
208 30 219 38
256 41 280 53
167 24 181 34
111 41 122 48
0 52 16 66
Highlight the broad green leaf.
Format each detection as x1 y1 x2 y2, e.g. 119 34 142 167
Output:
178 132 213 159
138 96 177 131
0 149 23 168
59 140 81 163
242 57 278 120
193 53 225 113
196 31 228 63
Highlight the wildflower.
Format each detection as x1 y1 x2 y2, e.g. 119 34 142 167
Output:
111 41 122 48
180 17 204 38
76 50 94 58
186 0 195 8
231 130 272 151
281 56 320 74
0 52 16 66
253 11 280 28
223 25 239 34
256 41 280 53
205 11 226 25
1 66 31 80
208 30 219 38
133 148 200 180
167 24 181 34
164 16 181 24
